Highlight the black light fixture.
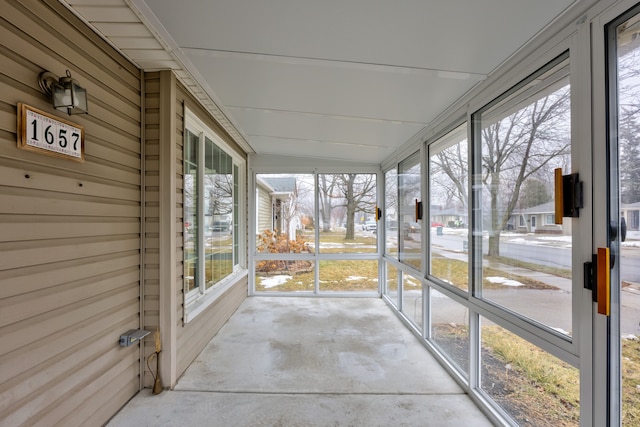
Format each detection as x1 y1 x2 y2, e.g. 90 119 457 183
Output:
38 70 88 115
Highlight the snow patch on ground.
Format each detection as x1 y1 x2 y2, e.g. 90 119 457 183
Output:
260 275 291 289
486 276 524 287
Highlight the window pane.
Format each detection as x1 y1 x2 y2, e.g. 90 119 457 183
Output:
318 260 378 292
204 137 234 289
399 153 422 271
615 16 640 426
429 124 469 292
385 168 399 256
475 55 573 336
480 318 579 426
431 289 469 374
183 130 199 292
318 173 377 254
255 260 314 292
401 272 422 331
256 174 314 253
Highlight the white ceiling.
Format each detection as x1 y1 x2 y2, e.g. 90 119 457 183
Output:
64 0 576 165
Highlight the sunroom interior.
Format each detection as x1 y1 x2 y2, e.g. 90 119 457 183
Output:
18 0 640 426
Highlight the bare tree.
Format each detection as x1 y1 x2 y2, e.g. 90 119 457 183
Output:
318 174 338 233
431 142 468 209
337 174 376 239
481 87 570 256
317 173 376 239
206 172 233 218
618 44 640 205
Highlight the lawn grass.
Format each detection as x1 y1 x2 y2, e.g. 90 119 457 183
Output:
482 325 580 426
489 255 572 279
430 255 559 291
255 259 378 292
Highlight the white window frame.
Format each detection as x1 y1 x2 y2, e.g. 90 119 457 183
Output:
183 108 247 323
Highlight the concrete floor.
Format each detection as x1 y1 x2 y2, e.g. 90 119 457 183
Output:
108 297 494 426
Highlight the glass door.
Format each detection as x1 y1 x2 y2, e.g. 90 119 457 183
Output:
606 8 640 426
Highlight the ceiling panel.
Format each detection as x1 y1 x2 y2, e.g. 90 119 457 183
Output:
184 49 485 123
228 108 425 149
247 135 395 163
145 0 574 74
63 0 580 165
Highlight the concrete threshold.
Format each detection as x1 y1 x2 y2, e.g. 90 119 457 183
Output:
108 297 494 426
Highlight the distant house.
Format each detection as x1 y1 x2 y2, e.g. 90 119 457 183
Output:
508 201 569 235
622 202 640 231
430 206 468 227
256 176 299 239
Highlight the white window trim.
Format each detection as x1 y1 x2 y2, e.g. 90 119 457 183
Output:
183 107 246 322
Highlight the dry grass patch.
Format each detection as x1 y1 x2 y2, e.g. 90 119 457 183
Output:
623 337 640 426
482 325 580 426
430 256 559 291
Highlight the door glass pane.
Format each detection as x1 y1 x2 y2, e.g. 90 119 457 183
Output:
429 124 469 292
614 15 640 425
480 317 579 426
385 168 399 257
399 153 423 271
474 54 573 336
255 174 314 253
318 173 377 254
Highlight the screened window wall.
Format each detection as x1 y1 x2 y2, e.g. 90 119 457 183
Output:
253 172 380 294
382 51 581 426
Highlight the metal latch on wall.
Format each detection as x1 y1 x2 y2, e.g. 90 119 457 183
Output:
554 168 583 223
584 248 611 316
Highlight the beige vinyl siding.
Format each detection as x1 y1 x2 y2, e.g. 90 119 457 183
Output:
142 72 161 388
257 184 273 234
0 1 141 426
174 81 247 378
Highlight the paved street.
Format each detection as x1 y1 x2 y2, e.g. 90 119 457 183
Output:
428 227 640 336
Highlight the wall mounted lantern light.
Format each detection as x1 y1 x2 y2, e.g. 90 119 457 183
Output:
38 70 88 115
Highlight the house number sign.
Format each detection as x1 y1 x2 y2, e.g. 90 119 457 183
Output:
17 103 84 162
